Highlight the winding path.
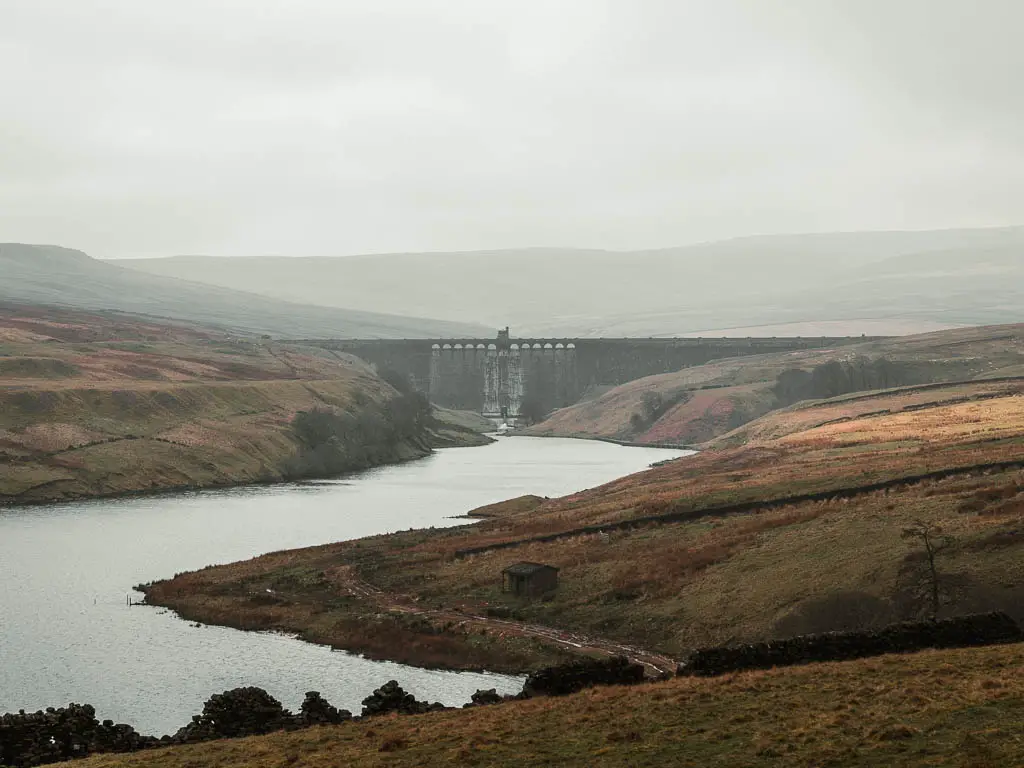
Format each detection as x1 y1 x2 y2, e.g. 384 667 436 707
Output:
333 567 677 676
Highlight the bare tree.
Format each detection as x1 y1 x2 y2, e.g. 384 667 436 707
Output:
900 519 956 621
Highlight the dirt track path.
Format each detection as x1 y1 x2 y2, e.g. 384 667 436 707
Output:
334 568 677 676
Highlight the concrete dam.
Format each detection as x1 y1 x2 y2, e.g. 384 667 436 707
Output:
306 330 877 423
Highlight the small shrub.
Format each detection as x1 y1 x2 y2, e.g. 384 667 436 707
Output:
285 391 431 479
628 389 691 434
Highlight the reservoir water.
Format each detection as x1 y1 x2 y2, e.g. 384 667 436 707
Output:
0 437 686 735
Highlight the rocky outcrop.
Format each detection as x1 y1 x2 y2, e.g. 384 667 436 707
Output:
678 612 1023 677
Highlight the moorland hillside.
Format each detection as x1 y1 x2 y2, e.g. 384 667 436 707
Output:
1 244 488 339
141 374 1024 671
525 323 1024 445
117 226 1024 335
0 304 482 504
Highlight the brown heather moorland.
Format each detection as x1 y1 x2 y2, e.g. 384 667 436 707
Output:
36 321 1024 767
0 304 480 504
67 642 1024 767
143 370 1024 672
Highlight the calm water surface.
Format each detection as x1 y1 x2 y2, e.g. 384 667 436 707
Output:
0 437 687 735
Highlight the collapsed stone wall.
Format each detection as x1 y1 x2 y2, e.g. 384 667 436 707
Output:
678 612 1023 677
0 656 655 766
0 704 157 768
0 682 459 767
360 680 445 717
18 613 1014 768
170 687 353 744
523 655 646 697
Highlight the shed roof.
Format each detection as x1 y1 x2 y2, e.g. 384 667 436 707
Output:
502 561 560 577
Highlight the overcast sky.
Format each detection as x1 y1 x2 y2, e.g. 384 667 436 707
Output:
2 0 1023 258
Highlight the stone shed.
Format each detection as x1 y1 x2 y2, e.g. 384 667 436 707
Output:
501 562 559 597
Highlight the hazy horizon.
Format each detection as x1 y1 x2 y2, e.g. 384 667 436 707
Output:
97 222 1024 261
5 1 1024 259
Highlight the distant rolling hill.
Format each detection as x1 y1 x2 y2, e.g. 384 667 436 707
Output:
115 226 1024 336
763 244 1024 328
0 244 490 339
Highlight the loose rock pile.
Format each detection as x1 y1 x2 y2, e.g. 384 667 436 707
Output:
172 687 292 743
0 704 157 767
464 688 507 707
678 612 1023 677
523 655 646 697
360 681 446 717
298 691 352 726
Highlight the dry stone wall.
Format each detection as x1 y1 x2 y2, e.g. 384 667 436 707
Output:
523 655 646 697
678 612 1023 677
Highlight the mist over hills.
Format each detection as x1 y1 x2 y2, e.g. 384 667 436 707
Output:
116 227 1024 337
0 244 489 339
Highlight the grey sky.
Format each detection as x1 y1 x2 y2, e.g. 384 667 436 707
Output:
2 0 1023 258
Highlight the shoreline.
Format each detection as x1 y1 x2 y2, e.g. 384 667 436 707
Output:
509 431 699 451
134 439 687 676
137 561 572 676
0 419 495 509
0 443 436 510
142 595 522 676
